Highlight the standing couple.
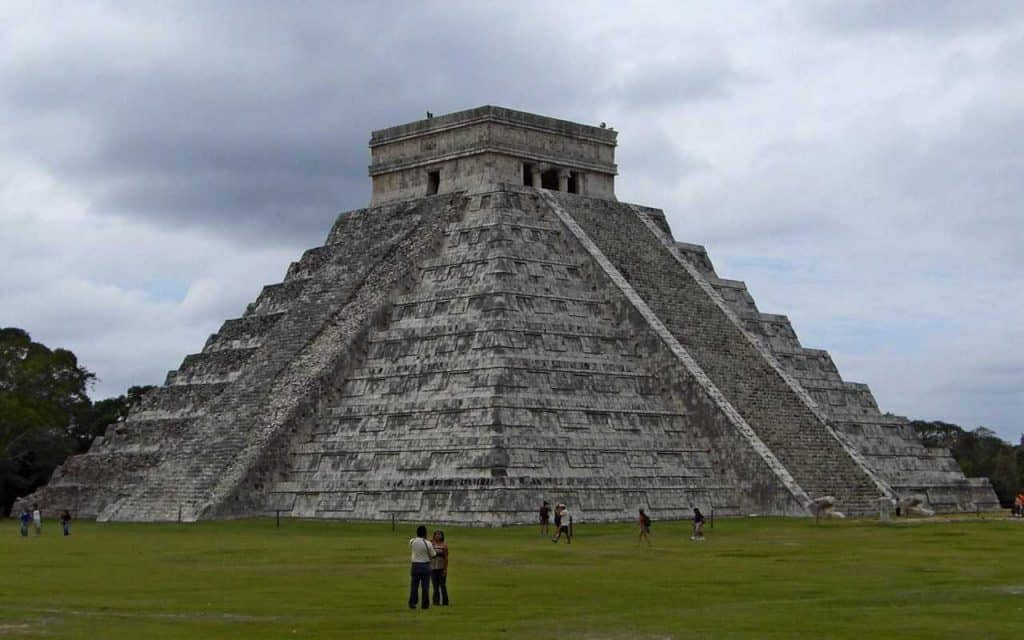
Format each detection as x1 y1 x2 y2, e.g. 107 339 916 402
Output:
408 525 450 609
18 504 51 537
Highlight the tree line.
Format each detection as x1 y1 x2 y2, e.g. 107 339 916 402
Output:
911 420 1022 507
0 328 153 515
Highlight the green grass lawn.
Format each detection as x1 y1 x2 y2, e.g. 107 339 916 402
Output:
0 515 1021 638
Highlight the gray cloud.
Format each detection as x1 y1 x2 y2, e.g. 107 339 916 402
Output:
2 3 612 245
612 58 752 108
1 2 1021 441
807 0 1023 35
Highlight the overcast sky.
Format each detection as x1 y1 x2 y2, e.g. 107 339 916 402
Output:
2 1 1021 440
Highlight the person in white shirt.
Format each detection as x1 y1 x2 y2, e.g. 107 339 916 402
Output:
408 525 436 609
551 504 572 544
32 504 42 536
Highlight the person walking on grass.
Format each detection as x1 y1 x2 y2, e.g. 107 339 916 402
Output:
638 509 652 545
430 530 450 606
691 508 706 541
552 504 572 544
19 508 31 537
32 504 41 536
408 525 436 609
60 510 72 536
539 501 551 536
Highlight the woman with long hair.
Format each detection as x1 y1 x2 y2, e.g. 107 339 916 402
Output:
430 530 450 606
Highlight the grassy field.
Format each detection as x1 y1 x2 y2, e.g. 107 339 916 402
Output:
0 515 1020 638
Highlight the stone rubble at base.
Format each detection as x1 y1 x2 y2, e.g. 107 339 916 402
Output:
14 106 998 523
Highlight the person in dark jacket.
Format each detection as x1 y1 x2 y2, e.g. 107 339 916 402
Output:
691 508 706 541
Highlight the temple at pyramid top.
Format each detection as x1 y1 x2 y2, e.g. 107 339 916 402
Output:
369 105 618 204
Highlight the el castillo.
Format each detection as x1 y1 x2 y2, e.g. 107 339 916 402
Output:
15 106 999 524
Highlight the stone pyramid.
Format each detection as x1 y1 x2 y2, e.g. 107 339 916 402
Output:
18 106 997 523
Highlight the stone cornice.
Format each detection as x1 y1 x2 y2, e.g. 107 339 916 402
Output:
370 105 617 147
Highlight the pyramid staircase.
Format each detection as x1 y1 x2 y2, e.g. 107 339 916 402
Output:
260 188 806 522
19 196 463 520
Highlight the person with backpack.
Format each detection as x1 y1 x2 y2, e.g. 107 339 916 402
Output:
408 525 436 609
638 509 652 545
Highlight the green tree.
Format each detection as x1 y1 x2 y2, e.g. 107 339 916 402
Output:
0 328 94 514
911 419 1022 507
990 448 1020 502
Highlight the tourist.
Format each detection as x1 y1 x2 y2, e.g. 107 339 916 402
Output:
60 510 72 536
430 530 449 606
638 509 652 545
32 504 41 536
551 504 571 544
539 501 551 535
691 508 705 541
19 508 31 537
408 525 436 609
1014 492 1024 518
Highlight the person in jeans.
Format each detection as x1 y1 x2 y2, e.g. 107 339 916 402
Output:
408 525 436 609
19 509 31 537
430 530 449 606
60 510 72 536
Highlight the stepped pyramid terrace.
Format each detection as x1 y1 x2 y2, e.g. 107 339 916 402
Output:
16 106 998 523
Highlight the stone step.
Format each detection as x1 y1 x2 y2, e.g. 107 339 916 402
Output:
202 313 285 352
369 318 630 343
244 279 310 317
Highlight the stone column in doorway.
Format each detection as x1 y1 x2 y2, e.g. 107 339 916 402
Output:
558 168 570 192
